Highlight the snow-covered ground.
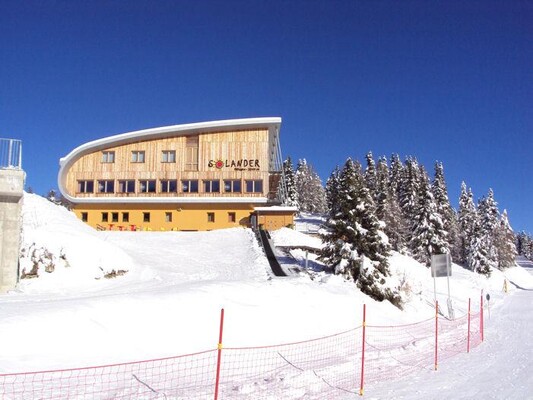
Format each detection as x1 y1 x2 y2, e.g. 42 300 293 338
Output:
1 194 532 399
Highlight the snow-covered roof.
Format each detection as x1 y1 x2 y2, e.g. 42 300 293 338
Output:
254 206 298 212
58 117 281 203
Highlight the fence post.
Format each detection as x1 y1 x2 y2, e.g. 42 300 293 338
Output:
214 308 225 400
467 298 471 353
434 300 438 371
480 292 484 342
359 304 366 396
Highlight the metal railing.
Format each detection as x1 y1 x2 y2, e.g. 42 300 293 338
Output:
0 138 22 170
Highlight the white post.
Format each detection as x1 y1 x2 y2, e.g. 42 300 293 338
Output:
8 139 13 167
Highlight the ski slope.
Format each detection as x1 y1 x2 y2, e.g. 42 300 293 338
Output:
1 194 532 398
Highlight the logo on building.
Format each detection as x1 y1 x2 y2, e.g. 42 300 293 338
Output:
208 159 260 171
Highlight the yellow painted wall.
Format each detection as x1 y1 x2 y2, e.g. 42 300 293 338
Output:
257 213 295 231
74 203 257 231
74 204 294 232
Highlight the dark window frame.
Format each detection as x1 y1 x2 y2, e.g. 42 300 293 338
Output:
245 179 263 193
203 179 220 193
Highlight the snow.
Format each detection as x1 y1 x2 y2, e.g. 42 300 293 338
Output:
1 193 532 398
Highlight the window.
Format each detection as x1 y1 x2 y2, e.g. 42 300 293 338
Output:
78 180 94 193
102 212 109 222
101 151 115 163
98 180 115 193
81 212 88 222
139 180 156 193
165 212 173 222
204 180 220 193
185 136 199 170
207 212 215 223
131 151 145 163
122 212 129 223
161 179 178 193
182 179 199 193
118 180 135 193
143 212 150 223
228 212 236 223
162 150 176 163
111 212 119 223
224 179 241 193
245 179 263 193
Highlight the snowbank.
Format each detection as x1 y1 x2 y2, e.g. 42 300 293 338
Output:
18 193 134 293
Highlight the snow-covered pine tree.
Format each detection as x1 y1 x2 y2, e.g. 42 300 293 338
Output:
281 156 299 208
516 232 533 260
468 222 494 277
295 159 327 214
364 151 377 201
476 189 500 271
320 159 401 307
478 189 500 234
320 159 363 279
46 189 59 204
389 153 403 200
376 156 406 252
495 210 517 269
325 166 341 218
409 166 448 266
465 189 500 276
431 162 459 260
398 156 421 243
526 235 533 260
458 182 477 265
46 189 72 209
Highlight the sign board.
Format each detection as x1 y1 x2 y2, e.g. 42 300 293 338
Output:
431 253 452 278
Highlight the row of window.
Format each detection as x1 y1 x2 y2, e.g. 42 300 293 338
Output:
102 138 198 170
77 179 263 194
103 150 178 164
82 211 237 224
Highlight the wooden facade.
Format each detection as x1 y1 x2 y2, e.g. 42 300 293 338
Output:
58 118 295 231
64 129 270 199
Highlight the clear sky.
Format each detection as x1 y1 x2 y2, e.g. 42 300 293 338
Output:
1 0 531 233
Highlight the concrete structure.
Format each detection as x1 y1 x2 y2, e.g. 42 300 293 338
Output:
0 138 24 293
58 118 295 231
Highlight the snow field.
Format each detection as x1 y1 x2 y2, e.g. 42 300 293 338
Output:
0 193 532 399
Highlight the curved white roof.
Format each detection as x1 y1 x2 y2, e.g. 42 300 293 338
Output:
58 117 281 203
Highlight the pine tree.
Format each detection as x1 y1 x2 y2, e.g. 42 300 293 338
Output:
465 189 501 276
398 157 420 242
320 159 364 279
476 189 500 271
364 151 377 201
478 189 500 237
516 231 532 259
409 167 448 266
431 162 459 261
458 182 477 265
295 159 327 214
282 157 299 208
527 235 533 260
320 159 401 307
46 189 58 204
468 224 494 277
376 156 406 252
495 210 517 269
325 166 341 218
389 153 403 200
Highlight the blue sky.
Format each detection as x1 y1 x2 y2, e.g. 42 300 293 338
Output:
1 0 531 233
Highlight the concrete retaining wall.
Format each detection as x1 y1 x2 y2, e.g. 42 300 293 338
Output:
0 169 25 293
